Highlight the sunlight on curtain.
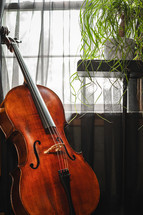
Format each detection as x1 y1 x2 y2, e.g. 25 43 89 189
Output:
2 1 82 111
2 0 123 116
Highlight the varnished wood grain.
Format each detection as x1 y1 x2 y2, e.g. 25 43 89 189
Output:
0 85 100 215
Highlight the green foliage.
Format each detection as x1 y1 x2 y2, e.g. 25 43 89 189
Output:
70 0 143 120
80 0 143 60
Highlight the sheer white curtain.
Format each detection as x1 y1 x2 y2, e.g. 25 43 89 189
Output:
2 0 83 116
2 0 123 117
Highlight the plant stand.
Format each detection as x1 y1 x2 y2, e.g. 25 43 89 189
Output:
77 59 143 214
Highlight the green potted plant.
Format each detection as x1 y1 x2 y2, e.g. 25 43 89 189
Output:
70 0 143 114
80 0 143 61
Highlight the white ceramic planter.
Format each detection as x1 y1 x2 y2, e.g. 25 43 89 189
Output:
104 38 135 60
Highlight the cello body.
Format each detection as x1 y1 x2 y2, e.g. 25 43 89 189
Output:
0 84 100 215
0 27 100 214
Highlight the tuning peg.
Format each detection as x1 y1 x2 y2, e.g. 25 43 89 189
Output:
0 26 10 36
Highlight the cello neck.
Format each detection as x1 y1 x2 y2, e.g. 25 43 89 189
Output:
11 41 56 131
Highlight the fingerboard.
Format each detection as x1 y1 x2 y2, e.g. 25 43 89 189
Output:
11 42 56 130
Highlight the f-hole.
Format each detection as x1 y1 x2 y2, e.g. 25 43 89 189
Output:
30 140 41 169
56 137 76 161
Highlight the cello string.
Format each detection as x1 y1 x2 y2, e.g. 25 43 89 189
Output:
53 127 69 170
49 126 69 170
49 127 66 170
48 127 64 170
12 41 69 171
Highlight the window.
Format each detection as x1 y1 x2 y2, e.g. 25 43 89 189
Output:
2 0 83 113
2 0 123 114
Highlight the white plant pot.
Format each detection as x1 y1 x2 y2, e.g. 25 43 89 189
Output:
104 38 135 60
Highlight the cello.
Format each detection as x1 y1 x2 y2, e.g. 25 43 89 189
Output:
0 27 100 215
